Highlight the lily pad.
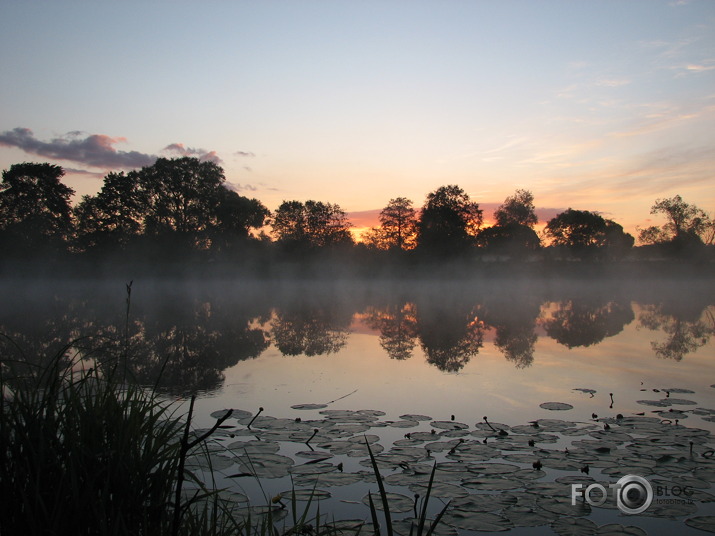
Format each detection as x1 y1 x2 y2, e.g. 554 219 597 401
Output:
461 477 523 491
430 420 469 430
279 488 331 501
361 492 414 513
540 402 574 411
502 505 556 527
686 516 715 533
551 517 597 535
211 408 249 420
237 453 294 478
400 414 433 421
291 403 328 410
444 511 513 532
573 388 597 395
596 524 646 536
637 400 671 407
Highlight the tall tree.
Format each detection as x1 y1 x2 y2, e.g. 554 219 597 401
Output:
214 188 270 239
0 162 74 249
417 185 482 253
271 200 353 249
638 195 713 247
364 197 417 251
494 189 537 228
545 208 633 254
477 189 541 255
137 157 225 239
74 171 144 251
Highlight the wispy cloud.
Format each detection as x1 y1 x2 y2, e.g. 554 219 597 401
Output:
162 143 222 164
684 63 715 72
0 127 156 169
235 150 256 158
225 181 259 193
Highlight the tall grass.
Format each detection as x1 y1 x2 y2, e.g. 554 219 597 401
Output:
0 338 199 535
0 284 449 535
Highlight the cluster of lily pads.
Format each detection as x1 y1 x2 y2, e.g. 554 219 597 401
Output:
188 386 715 535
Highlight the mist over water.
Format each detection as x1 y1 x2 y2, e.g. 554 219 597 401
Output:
2 271 714 534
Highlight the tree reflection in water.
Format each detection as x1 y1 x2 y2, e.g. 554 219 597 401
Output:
477 294 541 368
271 308 350 356
363 302 418 361
541 298 634 349
638 303 715 361
1 280 713 391
414 296 485 373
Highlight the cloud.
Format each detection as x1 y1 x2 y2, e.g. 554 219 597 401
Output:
685 63 715 72
0 127 157 169
235 150 256 157
64 167 106 178
162 143 222 164
225 181 258 193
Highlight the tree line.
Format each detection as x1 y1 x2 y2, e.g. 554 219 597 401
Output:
0 158 713 266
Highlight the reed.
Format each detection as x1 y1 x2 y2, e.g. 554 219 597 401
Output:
0 334 238 536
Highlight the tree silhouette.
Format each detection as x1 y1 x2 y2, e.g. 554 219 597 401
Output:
0 162 74 252
417 185 482 254
138 157 225 246
494 189 538 228
74 171 144 251
477 189 541 257
638 195 713 251
363 197 418 251
272 200 353 250
210 188 270 252
545 208 633 258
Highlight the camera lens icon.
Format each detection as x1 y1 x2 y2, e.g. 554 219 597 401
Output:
616 475 653 514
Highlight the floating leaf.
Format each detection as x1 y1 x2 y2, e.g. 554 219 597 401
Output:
430 420 469 430
408 481 469 499
502 505 556 527
666 398 697 405
291 403 328 410
237 453 294 478
461 477 523 491
444 511 513 532
210 408 244 420
540 402 574 411
280 488 331 501
537 495 591 517
400 413 433 421
227 440 280 454
596 524 646 536
384 420 420 428
686 517 715 534
637 400 670 407
551 516 597 535
361 492 414 513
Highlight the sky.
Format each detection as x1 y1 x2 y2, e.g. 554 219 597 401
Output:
1 0 714 238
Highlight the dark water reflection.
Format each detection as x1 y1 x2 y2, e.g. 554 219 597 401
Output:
1 277 713 394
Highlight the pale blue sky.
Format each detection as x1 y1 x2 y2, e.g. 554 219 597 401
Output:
1 1 713 234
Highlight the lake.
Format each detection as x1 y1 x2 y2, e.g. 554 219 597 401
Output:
2 274 714 534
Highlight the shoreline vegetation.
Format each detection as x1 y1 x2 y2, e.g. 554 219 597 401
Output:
1 159 713 280
0 338 446 536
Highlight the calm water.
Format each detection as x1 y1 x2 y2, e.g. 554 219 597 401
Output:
2 275 714 534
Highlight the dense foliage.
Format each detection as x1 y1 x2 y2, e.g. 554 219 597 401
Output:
1 158 713 268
